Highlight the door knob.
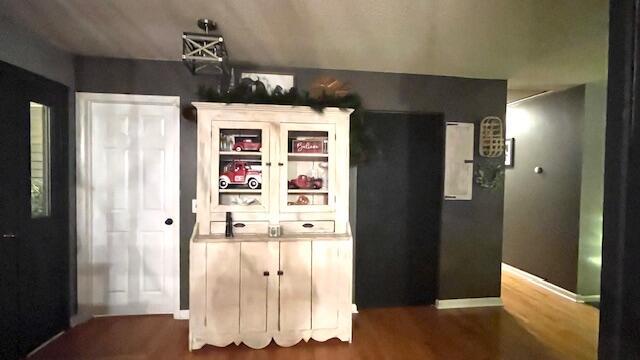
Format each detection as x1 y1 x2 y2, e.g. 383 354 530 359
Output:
165 218 174 225
2 233 16 239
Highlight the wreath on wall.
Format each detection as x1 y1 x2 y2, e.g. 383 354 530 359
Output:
184 77 373 165
474 160 505 190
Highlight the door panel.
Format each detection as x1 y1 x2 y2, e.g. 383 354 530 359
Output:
206 243 240 334
312 241 348 330
0 63 21 360
240 242 272 333
279 241 311 331
89 101 178 314
0 61 69 358
0 237 19 359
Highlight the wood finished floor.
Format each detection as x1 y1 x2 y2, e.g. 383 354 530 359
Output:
32 271 599 359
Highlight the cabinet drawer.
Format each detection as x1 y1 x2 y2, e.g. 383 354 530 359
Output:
280 221 334 234
210 221 268 235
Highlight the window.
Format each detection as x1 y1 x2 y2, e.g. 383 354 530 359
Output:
30 102 51 217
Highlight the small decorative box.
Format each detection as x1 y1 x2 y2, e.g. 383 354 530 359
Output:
292 139 326 153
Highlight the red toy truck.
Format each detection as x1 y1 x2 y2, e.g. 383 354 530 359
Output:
219 160 262 189
288 175 323 189
233 136 262 152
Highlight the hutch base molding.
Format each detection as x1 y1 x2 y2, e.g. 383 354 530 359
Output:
189 103 354 350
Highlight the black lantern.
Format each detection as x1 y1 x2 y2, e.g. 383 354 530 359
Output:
182 19 229 75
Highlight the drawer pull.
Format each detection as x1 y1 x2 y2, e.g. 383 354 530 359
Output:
278 162 284 166
265 162 272 166
233 223 246 228
277 270 284 276
263 271 270 276
302 223 314 228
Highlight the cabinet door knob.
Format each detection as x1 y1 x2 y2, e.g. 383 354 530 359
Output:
263 271 270 276
278 162 284 166
265 162 272 166
277 270 284 276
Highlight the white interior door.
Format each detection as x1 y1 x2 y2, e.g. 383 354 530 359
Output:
87 96 179 315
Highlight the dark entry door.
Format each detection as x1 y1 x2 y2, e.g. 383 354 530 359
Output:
0 61 69 359
356 112 444 308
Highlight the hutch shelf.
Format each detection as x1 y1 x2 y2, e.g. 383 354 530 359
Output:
189 103 354 350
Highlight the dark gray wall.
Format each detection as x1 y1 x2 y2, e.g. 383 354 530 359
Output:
0 15 75 87
75 56 508 307
503 86 586 292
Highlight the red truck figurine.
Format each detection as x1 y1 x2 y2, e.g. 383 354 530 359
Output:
288 175 323 190
219 160 262 189
233 136 262 152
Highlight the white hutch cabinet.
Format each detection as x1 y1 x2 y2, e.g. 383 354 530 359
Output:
189 103 353 350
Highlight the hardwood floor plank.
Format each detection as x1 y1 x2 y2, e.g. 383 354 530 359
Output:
31 272 598 359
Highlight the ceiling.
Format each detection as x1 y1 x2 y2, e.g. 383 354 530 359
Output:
0 0 609 96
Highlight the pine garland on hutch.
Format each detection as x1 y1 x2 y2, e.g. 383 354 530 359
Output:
183 77 373 164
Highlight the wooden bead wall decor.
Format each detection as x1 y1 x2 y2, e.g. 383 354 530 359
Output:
479 116 504 157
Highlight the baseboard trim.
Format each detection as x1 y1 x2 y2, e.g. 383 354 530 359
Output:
174 310 190 320
70 313 92 327
27 331 64 358
502 263 598 303
577 295 601 303
435 297 503 309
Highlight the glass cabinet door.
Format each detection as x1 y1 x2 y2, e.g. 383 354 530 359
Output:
212 122 270 213
280 123 335 212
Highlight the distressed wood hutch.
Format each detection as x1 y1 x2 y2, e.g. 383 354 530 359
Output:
189 103 353 350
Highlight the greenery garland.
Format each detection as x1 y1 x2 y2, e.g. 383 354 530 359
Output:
474 160 505 190
190 78 373 165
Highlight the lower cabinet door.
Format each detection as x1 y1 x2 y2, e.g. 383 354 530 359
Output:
278 241 312 331
240 242 277 333
311 240 349 330
206 243 240 334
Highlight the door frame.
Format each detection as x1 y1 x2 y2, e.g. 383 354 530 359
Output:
599 0 640 357
75 92 181 321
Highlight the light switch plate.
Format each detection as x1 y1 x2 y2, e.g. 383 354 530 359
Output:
192 199 197 213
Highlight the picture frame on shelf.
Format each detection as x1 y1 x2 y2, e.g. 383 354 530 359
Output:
240 72 295 94
505 138 515 167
